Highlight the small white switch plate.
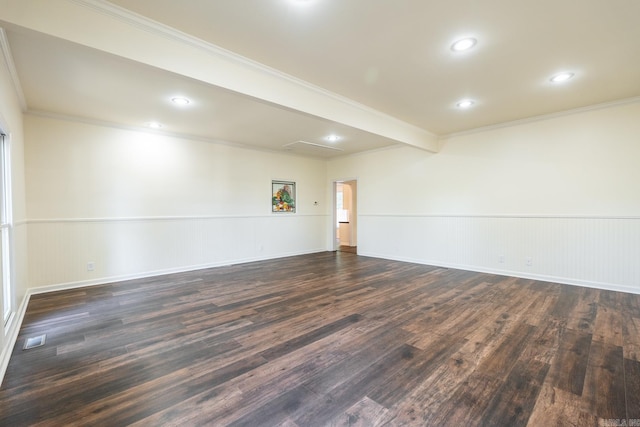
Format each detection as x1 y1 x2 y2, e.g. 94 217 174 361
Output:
87 261 95 271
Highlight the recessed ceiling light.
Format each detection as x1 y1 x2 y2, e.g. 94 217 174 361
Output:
325 134 341 142
146 121 163 129
550 72 575 83
171 96 190 106
451 38 477 52
456 99 475 109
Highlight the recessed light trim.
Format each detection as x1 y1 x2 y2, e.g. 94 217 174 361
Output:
146 121 163 129
325 134 341 142
451 37 477 52
550 72 574 83
171 96 191 106
456 99 475 109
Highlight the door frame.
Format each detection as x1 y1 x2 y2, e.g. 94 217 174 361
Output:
331 177 357 252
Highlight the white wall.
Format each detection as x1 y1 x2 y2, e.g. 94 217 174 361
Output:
328 101 640 293
25 115 329 290
0 38 28 379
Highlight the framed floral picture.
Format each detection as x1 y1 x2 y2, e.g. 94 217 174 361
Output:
272 180 296 213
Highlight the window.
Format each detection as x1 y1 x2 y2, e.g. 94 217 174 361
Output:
1 132 12 325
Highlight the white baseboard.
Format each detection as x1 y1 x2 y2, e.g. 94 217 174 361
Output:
358 251 640 295
0 248 326 385
29 248 327 295
4 247 635 386
0 291 32 386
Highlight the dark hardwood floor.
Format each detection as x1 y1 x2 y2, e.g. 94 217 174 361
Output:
338 245 357 254
1 252 639 426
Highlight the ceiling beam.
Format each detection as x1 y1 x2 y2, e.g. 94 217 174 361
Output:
0 0 439 153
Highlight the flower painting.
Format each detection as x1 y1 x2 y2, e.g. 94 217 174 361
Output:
272 180 296 213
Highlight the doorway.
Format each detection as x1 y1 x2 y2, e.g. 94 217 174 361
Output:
334 179 357 253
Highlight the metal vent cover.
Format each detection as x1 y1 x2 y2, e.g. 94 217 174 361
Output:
23 334 46 350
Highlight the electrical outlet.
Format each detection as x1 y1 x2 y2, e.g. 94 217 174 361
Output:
525 257 533 267
498 255 505 264
87 262 95 272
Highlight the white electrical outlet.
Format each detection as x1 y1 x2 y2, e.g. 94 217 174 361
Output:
498 255 505 264
87 262 95 271
525 257 533 267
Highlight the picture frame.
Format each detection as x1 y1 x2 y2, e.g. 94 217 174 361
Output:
272 180 296 213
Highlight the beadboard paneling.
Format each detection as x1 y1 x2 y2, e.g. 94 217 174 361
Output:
358 215 640 293
27 214 328 290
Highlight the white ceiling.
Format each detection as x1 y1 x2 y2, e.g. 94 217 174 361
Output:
5 26 396 158
2 0 639 158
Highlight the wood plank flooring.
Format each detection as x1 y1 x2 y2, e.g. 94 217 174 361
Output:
338 246 357 254
1 251 639 426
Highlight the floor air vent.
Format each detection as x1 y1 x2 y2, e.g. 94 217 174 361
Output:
23 334 46 350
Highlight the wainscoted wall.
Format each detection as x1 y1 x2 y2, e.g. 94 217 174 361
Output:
24 114 330 291
358 214 640 293
0 41 28 381
329 101 640 294
27 214 327 291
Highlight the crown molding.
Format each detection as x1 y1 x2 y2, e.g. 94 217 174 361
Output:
0 27 27 112
68 0 438 151
25 109 335 160
440 96 640 140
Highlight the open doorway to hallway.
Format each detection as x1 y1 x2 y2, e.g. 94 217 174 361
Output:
334 180 357 253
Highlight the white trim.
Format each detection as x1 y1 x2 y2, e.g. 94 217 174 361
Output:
0 27 27 112
332 177 359 252
25 110 326 160
358 251 640 296
440 96 640 140
0 291 30 386
25 213 330 225
27 248 323 296
331 142 405 160
359 213 640 220
2 241 638 384
0 131 14 332
0 246 325 384
68 0 438 152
